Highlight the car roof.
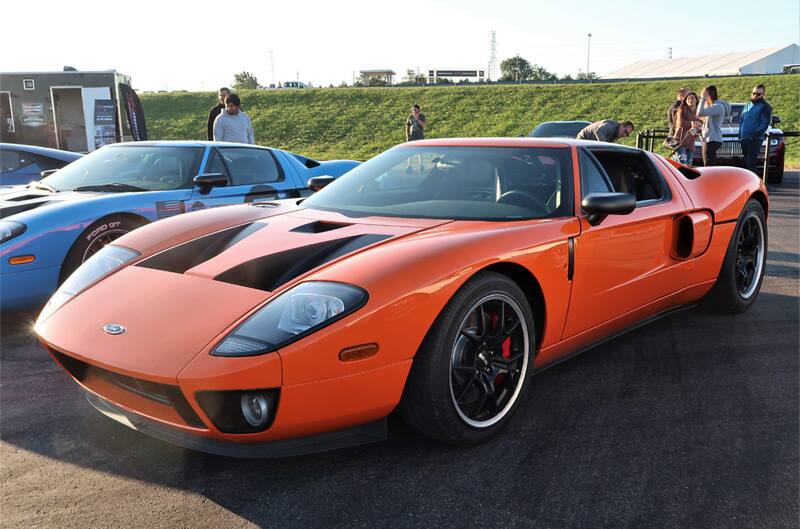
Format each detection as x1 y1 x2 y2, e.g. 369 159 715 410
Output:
400 137 641 151
103 140 276 149
0 143 83 160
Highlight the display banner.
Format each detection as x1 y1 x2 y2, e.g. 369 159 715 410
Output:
118 83 147 141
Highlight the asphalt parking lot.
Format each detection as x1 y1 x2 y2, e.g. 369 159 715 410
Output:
1 173 798 529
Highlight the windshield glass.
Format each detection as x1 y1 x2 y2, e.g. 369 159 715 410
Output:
303 146 573 221
530 122 588 138
43 145 204 192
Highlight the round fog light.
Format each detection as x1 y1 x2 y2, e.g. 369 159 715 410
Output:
240 393 270 428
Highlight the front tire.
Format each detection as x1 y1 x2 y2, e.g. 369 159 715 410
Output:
60 216 146 283
399 272 536 445
704 198 767 313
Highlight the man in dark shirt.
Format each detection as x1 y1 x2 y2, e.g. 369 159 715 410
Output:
577 119 634 143
207 87 231 140
739 84 773 175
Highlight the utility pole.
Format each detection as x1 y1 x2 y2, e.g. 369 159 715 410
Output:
488 30 497 81
586 33 592 79
270 50 275 86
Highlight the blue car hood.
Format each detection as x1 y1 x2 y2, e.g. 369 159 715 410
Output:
0 186 104 219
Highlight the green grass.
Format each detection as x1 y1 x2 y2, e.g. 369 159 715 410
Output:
141 74 800 165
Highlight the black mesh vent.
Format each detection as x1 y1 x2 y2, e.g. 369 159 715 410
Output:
48 348 205 429
214 234 390 292
137 222 267 274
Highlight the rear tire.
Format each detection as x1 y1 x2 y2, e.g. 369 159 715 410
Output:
399 272 535 445
704 199 767 313
60 216 146 283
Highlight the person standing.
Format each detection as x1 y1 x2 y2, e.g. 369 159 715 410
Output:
696 85 731 167
576 119 635 143
667 87 689 137
207 87 230 140
672 92 701 166
405 104 426 142
213 93 255 144
739 84 772 175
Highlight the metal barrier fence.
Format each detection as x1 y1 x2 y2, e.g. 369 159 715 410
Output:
635 129 798 182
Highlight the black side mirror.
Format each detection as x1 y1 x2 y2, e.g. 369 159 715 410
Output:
771 115 781 126
308 176 335 192
582 192 636 226
193 173 227 194
40 169 58 178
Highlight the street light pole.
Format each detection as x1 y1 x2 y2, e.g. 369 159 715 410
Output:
586 33 592 79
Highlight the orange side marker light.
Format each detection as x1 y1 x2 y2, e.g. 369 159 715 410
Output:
339 343 379 362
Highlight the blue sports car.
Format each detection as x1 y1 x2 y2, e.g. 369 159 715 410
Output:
0 141 359 311
1 143 83 186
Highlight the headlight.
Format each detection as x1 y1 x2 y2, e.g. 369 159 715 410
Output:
37 245 140 324
213 281 368 357
770 139 780 146
0 221 26 244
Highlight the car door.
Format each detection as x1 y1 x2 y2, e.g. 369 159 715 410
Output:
561 147 688 340
188 146 302 211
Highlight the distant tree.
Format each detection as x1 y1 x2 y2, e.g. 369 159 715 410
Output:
529 64 557 81
560 73 574 81
500 56 533 82
339 81 349 88
233 71 259 91
399 69 427 86
577 71 599 80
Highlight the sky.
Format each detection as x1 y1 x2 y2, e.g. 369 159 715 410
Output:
2 0 799 91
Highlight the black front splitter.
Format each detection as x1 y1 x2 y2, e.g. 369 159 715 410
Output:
84 390 387 459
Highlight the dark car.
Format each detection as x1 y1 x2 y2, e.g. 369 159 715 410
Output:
0 143 83 186
530 121 591 138
693 104 785 183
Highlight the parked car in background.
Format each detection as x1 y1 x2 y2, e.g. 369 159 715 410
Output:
693 104 785 183
36 138 768 457
0 143 82 186
282 81 309 89
0 141 360 311
530 121 591 138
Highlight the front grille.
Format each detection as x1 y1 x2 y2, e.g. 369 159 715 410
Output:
49 348 205 428
719 140 743 156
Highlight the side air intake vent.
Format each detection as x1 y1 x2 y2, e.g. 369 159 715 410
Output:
215 234 391 292
138 222 267 274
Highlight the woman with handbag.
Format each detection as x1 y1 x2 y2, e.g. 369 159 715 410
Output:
671 92 701 166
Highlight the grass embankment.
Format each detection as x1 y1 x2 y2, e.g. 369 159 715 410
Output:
142 75 800 165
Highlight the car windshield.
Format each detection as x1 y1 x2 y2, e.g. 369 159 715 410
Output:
303 146 573 221
43 145 204 192
530 122 588 138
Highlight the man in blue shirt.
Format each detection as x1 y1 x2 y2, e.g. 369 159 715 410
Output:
739 84 772 175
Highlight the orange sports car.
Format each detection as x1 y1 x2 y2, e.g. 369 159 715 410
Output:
35 138 768 457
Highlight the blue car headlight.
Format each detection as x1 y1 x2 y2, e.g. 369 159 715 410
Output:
0 221 26 244
37 245 140 324
213 281 368 357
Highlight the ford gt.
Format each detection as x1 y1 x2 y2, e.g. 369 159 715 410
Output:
0 141 359 311
35 138 768 457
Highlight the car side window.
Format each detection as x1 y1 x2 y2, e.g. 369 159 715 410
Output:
587 149 670 204
218 148 283 185
0 150 34 173
578 149 613 197
204 149 230 180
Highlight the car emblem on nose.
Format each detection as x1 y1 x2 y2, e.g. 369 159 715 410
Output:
103 323 126 335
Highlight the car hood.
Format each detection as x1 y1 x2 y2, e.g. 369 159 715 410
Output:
36 207 451 379
0 186 110 219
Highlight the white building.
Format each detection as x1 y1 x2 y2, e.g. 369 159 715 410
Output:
603 43 800 79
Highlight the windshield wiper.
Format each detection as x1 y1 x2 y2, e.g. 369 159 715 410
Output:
73 183 148 193
26 180 58 193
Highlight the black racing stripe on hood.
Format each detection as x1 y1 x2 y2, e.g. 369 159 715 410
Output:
0 200 49 218
137 222 267 274
214 234 391 292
